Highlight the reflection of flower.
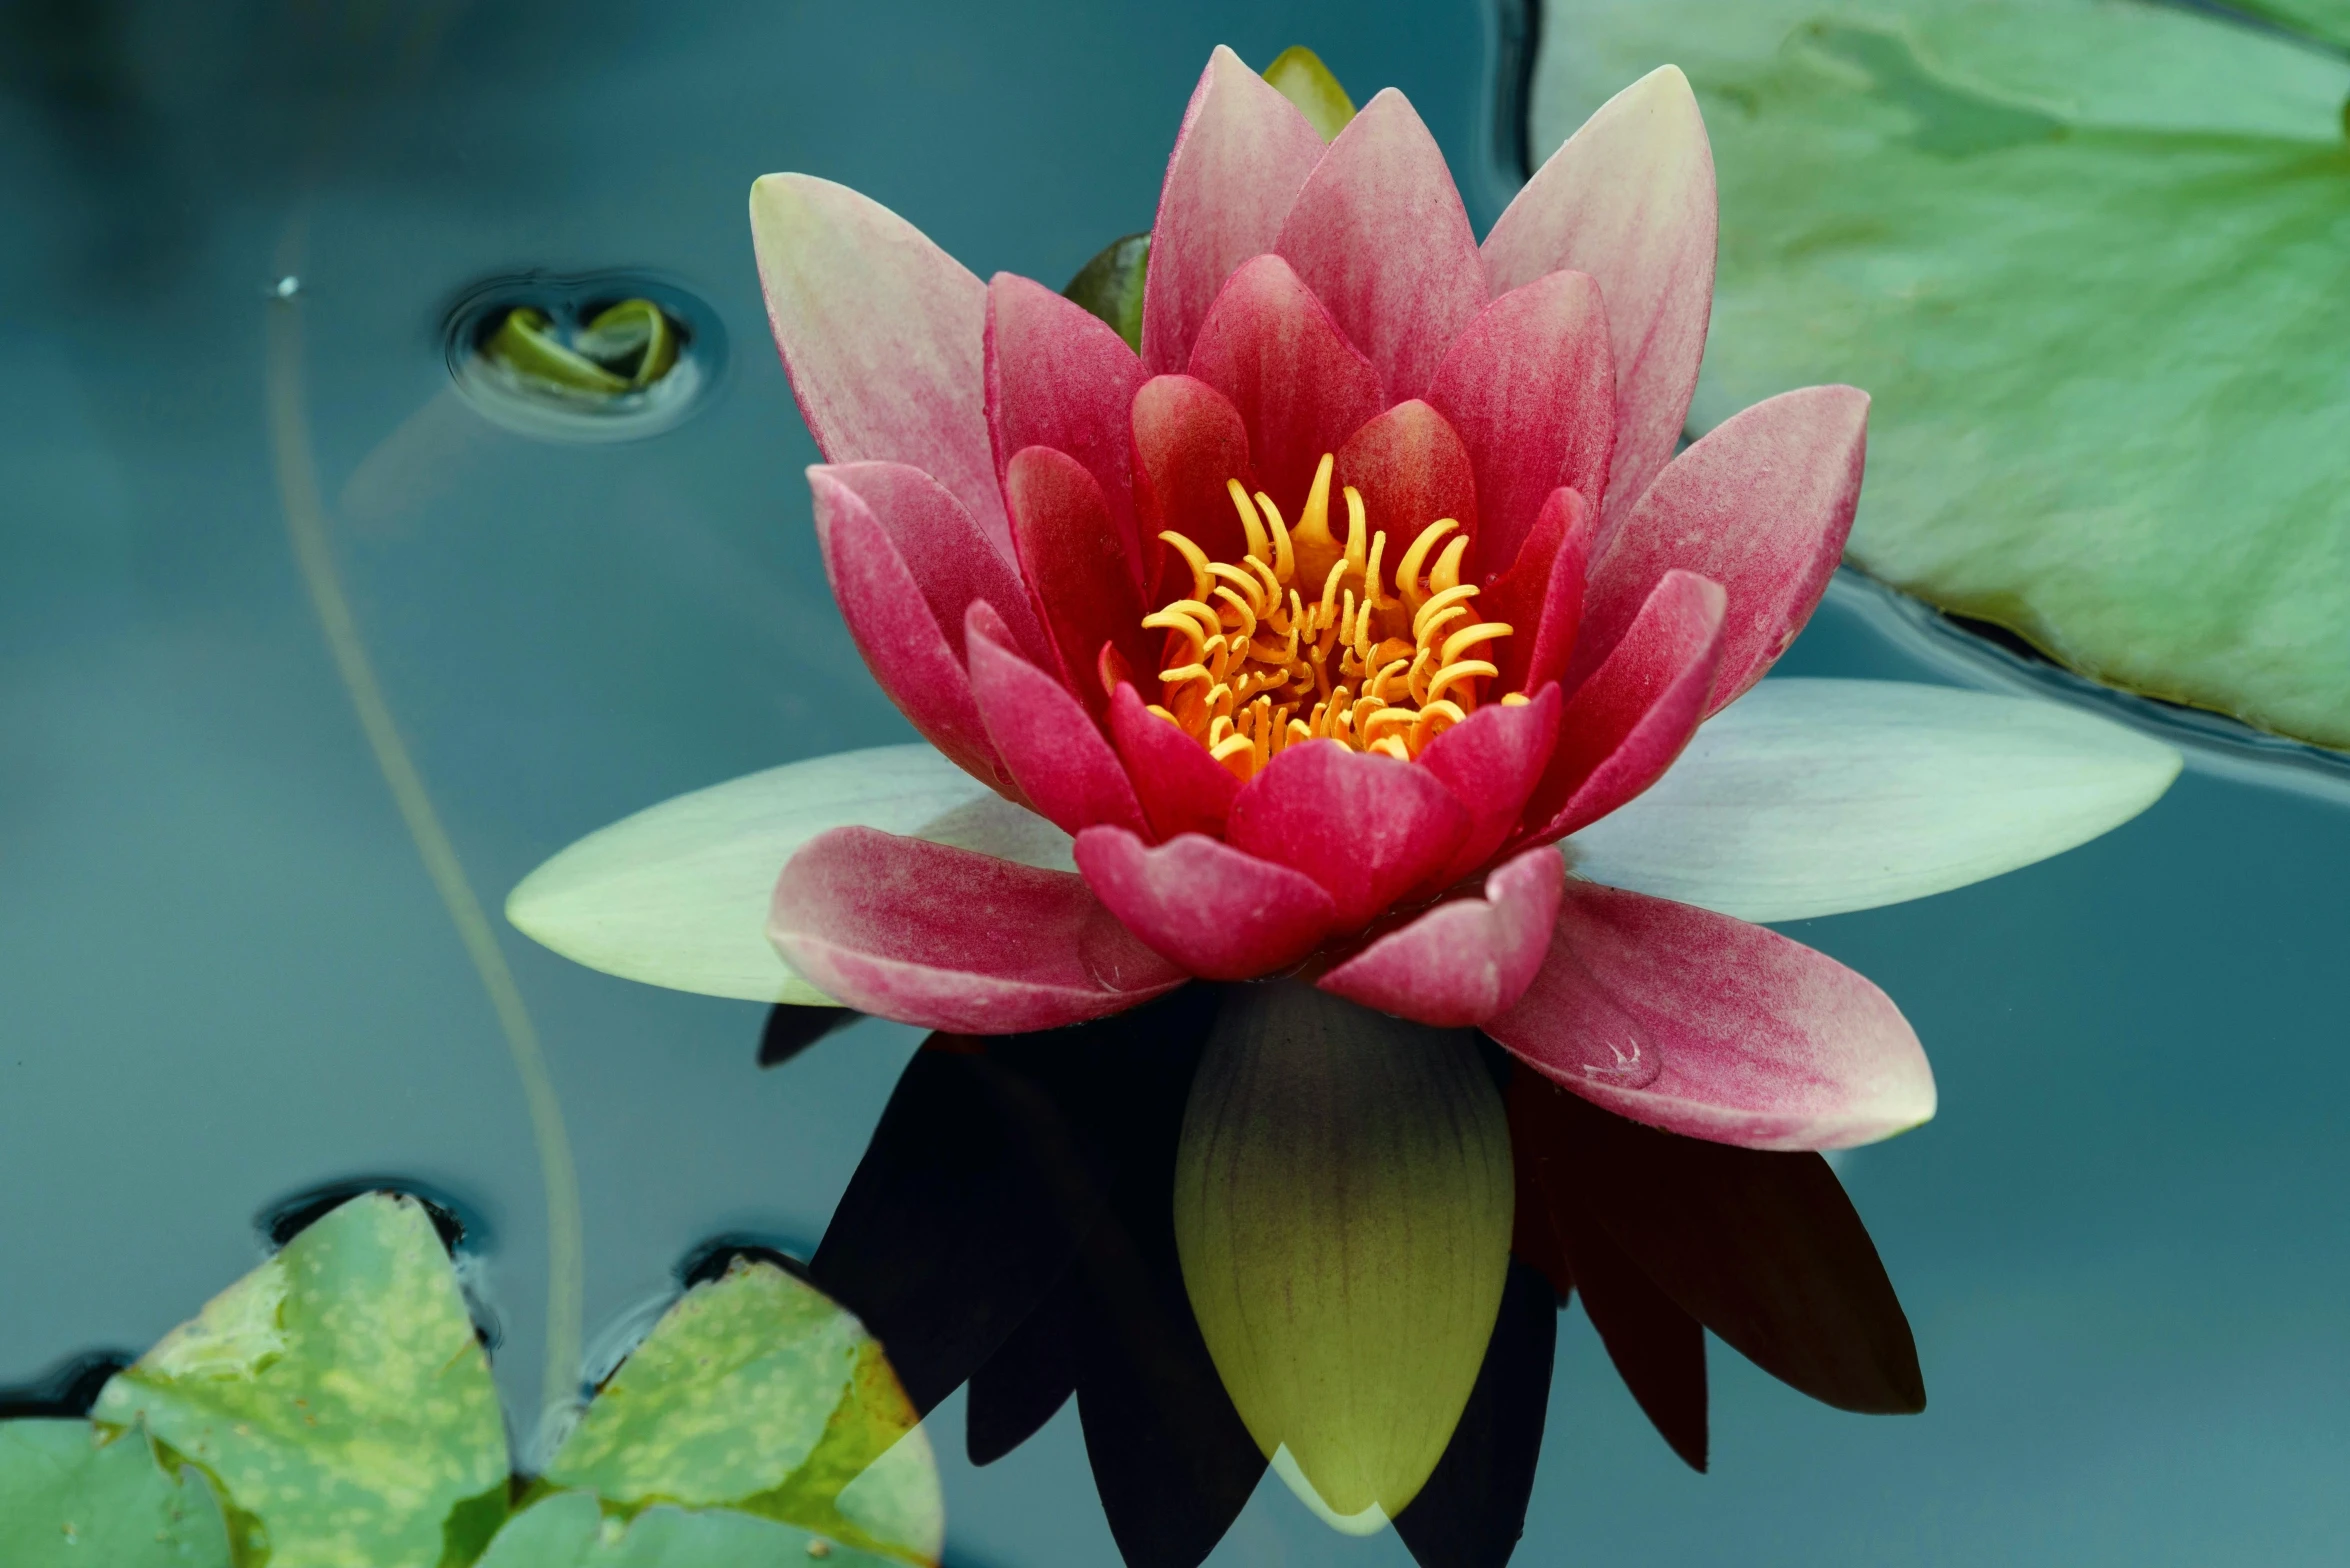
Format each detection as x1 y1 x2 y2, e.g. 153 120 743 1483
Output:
809 1000 1926 1568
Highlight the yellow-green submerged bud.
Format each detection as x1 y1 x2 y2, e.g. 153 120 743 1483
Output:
1173 982 1513 1533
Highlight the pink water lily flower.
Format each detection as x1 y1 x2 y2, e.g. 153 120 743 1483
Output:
507 52 2180 1152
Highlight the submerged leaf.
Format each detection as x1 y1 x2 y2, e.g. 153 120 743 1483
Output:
477 1490 898 1567
1263 46 1359 141
543 1259 942 1567
0 1420 234 1566
1174 984 1514 1534
1537 0 2350 748
90 1193 510 1568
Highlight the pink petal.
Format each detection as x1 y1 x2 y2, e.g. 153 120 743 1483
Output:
811 478 1013 796
1074 826 1339 980
1318 846 1564 1026
986 273 1149 588
1131 374 1256 602
1273 88 1488 402
770 827 1187 1032
1185 254 1388 511
750 174 1007 558
1482 486 1593 698
1575 387 1868 714
1415 685 1561 887
809 462 1052 670
1226 740 1470 930
1004 444 1149 712
1524 568 1724 844
1108 682 1240 841
1142 45 1329 376
1480 68 1715 536
1426 269 1614 573
1484 881 1935 1150
966 606 1148 839
1333 400 1481 573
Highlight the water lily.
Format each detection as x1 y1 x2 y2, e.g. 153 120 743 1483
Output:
509 46 2180 1153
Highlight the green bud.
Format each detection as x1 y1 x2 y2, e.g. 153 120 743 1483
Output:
1173 983 1513 1533
1263 46 1357 142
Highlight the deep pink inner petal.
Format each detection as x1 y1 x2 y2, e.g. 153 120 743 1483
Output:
1131 373 1257 603
1484 881 1936 1151
986 273 1149 583
1427 268 1615 573
1415 684 1562 887
1574 386 1868 714
1273 87 1488 402
1480 69 1715 539
966 606 1148 839
1004 444 1149 712
1186 254 1388 510
1333 399 1481 576
770 827 1186 1033
1142 45 1329 376
1523 567 1724 844
810 476 1015 798
1108 682 1242 842
1074 825 1338 980
1226 739 1470 930
1483 486 1593 698
1318 845 1565 1027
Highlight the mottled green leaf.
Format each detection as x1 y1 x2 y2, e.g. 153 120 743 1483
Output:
91 1193 510 1568
0 1420 234 1566
476 1491 899 1568
1063 233 1150 353
1537 0 2350 749
543 1260 942 1567
1263 45 1358 141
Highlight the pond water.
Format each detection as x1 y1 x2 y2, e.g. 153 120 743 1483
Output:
3 1 2346 1563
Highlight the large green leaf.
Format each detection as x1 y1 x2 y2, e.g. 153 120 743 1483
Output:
0 1419 235 1565
542 1259 942 1567
91 1193 511 1568
1536 0 2350 749
475 1491 899 1568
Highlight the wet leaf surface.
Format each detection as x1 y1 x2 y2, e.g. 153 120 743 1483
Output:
0 1420 234 1567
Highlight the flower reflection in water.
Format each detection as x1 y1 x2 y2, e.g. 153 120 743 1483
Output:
809 984 1920 1567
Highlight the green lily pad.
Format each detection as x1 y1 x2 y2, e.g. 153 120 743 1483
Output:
0 1419 234 1565
1064 233 1150 353
542 1259 942 1567
476 1491 899 1568
91 1192 511 1568
1536 0 2350 750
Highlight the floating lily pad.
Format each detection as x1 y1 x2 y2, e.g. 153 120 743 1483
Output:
91 1192 511 1568
1536 0 2350 750
477 1491 899 1568
542 1259 943 1567
0 1419 234 1566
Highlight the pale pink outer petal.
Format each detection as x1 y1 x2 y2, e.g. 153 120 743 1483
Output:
1227 740 1470 930
751 174 1007 558
1273 88 1488 401
1426 269 1615 573
810 479 1014 797
1415 684 1561 887
1109 682 1241 842
1185 254 1388 509
1074 826 1339 981
1574 387 1868 714
809 462 1052 670
1481 67 1715 537
1318 846 1565 1026
1524 568 1725 844
1484 881 1936 1150
986 273 1149 578
770 827 1187 1032
1142 46 1330 376
966 605 1148 839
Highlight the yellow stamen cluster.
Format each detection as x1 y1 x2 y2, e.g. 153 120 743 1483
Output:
1144 452 1520 779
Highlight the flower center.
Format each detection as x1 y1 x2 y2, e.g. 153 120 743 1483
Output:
1142 452 1518 779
